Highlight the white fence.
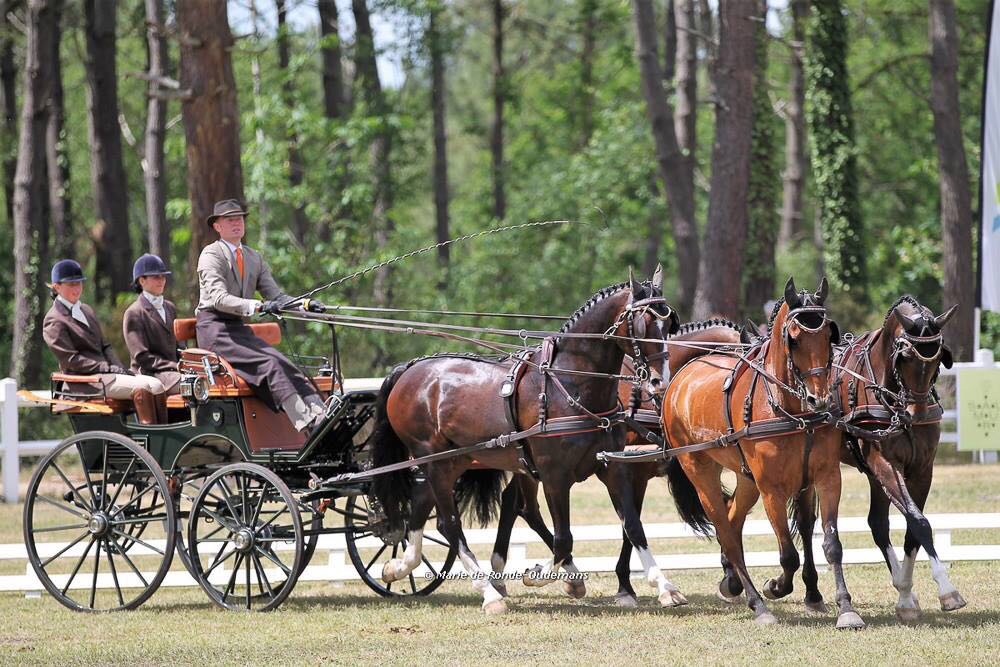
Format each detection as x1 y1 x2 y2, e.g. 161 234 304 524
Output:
1 513 997 595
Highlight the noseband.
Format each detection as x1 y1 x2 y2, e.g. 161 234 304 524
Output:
609 295 673 407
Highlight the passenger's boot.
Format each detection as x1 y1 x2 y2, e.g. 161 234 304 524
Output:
132 388 158 425
154 392 169 424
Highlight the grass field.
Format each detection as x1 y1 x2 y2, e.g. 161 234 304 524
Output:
0 464 998 666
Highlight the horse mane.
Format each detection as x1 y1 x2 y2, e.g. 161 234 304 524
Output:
883 294 922 328
676 318 741 335
766 297 786 334
558 281 631 333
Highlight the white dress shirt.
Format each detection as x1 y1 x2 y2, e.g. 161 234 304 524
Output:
56 295 90 327
142 291 167 322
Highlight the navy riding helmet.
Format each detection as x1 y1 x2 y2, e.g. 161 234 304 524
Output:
50 259 86 284
132 254 172 292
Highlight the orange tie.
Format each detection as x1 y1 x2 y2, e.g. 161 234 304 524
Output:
235 246 245 280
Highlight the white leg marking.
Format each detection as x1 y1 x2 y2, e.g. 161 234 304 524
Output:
636 547 687 606
889 549 919 612
458 547 504 607
522 558 560 587
929 554 958 597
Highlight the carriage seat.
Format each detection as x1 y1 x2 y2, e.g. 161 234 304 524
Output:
49 373 133 414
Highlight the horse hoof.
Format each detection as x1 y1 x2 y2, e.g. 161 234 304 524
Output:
940 591 967 612
717 589 744 605
563 580 586 599
614 593 639 608
895 605 922 623
521 565 545 588
762 578 781 600
804 599 829 615
754 611 779 625
381 560 402 584
836 611 866 630
659 589 688 607
483 599 507 616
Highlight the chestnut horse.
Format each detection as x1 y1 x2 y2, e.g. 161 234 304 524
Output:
486 318 754 605
661 278 864 628
370 269 685 613
766 296 965 621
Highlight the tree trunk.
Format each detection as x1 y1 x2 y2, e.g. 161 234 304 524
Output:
249 0 270 244
318 0 345 120
742 0 779 319
929 0 974 359
664 0 676 85
277 0 307 246
779 0 808 248
692 0 757 320
353 0 393 307
674 0 697 160
642 175 665 277
84 0 132 301
177 0 244 291
144 0 169 260
632 0 699 317
805 0 867 310
11 0 54 387
429 3 450 278
491 0 506 221
580 0 597 147
697 0 717 100
1 5 17 228
46 0 72 260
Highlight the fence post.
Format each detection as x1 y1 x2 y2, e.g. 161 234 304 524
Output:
2 378 19 503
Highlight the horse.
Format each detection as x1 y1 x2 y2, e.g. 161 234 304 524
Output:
660 277 865 628
485 318 755 605
369 267 686 613
764 296 964 622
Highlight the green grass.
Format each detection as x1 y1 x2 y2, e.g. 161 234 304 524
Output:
0 465 998 665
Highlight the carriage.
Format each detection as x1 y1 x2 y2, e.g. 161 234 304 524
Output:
22 317 458 612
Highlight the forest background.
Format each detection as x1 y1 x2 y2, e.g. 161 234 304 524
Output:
1 0 997 429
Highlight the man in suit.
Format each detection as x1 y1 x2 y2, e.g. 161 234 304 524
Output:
42 259 168 425
195 199 326 433
123 254 181 402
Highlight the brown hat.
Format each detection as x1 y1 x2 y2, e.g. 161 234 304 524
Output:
206 199 248 227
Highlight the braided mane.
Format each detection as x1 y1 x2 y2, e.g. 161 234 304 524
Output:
766 297 786 334
883 294 922 328
677 317 740 335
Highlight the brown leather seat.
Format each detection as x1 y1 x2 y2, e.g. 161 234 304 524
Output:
50 373 133 414
173 318 282 346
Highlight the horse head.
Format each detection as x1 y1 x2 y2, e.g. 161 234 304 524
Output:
771 276 838 412
887 299 956 410
617 264 680 399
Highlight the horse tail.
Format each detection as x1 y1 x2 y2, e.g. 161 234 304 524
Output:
370 365 412 533
788 487 818 546
454 469 507 528
665 458 719 537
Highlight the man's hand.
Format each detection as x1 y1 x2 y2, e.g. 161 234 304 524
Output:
259 300 284 315
303 299 327 313
108 365 134 376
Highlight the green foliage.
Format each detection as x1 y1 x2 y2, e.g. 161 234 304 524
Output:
805 0 868 316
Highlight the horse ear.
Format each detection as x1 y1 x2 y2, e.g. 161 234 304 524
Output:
628 267 639 294
742 318 760 343
816 276 829 303
893 305 918 333
784 277 798 308
829 320 841 345
651 263 663 291
935 304 958 329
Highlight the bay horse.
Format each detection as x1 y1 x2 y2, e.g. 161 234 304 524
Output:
370 268 685 613
486 318 755 605
762 296 964 621
661 277 865 628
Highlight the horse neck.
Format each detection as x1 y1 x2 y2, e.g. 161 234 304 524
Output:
555 293 628 392
763 308 797 411
868 325 893 387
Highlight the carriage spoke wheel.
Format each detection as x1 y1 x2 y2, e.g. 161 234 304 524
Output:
171 469 210 575
23 431 176 612
187 463 303 611
344 494 457 597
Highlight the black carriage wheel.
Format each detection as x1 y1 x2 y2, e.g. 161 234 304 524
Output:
343 494 456 597
23 431 177 612
171 469 211 575
298 500 322 575
187 463 303 611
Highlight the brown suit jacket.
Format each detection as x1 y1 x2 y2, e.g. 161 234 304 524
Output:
123 295 181 391
195 240 288 317
42 300 125 394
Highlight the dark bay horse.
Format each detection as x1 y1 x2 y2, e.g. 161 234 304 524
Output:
486 318 753 605
370 269 684 613
768 296 964 621
661 278 865 628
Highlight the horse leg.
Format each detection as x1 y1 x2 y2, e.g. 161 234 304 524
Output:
428 463 506 614
599 463 686 607
523 476 576 590
612 467 650 607
488 479 522 598
794 486 828 613
898 464 966 613
513 479 580 598
718 474 758 604
381 479 435 583
759 488 801 603
814 464 865 629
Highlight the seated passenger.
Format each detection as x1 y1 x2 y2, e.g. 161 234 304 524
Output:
196 199 326 434
42 259 168 425
123 254 181 396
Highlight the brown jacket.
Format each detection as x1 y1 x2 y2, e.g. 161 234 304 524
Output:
42 300 125 394
195 240 288 317
123 295 181 391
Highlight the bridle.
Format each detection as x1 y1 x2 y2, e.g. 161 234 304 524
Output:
780 305 835 408
607 292 674 409
888 328 944 406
